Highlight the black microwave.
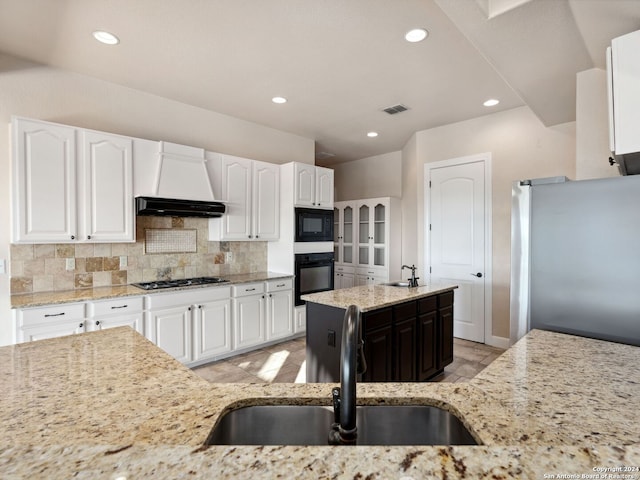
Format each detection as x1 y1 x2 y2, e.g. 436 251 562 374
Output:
295 207 334 242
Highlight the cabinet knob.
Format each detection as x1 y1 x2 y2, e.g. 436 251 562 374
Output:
198 305 202 309
255 235 259 238
188 306 192 311
79 323 83 328
248 235 253 239
87 235 91 240
71 235 75 240
95 320 101 326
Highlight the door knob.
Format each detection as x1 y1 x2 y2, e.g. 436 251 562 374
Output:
471 272 483 278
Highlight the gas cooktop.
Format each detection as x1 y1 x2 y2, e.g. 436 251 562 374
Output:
132 277 229 290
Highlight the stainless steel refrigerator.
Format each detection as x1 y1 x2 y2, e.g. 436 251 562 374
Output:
510 175 640 346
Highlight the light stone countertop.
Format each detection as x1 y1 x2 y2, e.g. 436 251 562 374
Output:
10 271 293 309
0 328 639 479
302 283 458 312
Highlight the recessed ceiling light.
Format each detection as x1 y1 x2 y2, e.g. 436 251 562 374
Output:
367 132 379 138
405 28 428 43
272 96 287 104
92 30 119 45
483 98 500 107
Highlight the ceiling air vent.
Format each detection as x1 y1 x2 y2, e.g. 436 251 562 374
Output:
315 151 336 160
383 104 408 115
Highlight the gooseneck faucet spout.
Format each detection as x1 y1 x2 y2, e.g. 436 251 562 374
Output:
329 305 366 445
402 264 419 287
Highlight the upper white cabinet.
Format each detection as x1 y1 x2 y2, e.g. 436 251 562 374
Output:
11 117 134 243
608 30 640 157
293 163 334 209
334 201 356 266
209 155 280 241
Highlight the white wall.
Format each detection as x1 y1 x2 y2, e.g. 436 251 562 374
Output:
576 68 619 180
332 151 402 201
0 52 315 346
413 106 576 340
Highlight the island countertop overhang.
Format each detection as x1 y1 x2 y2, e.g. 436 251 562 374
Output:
301 283 458 312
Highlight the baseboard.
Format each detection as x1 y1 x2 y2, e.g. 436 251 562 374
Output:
486 335 510 349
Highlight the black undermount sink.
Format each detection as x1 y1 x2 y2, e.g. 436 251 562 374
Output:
383 281 412 287
205 404 477 446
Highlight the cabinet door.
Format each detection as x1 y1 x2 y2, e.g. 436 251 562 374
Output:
19 320 85 342
438 305 454 368
233 294 265 349
89 314 143 334
82 131 134 242
220 155 252 240
253 160 280 240
267 289 293 341
418 311 437 381
294 163 316 207
12 118 77 243
294 305 306 334
362 325 393 382
610 30 640 155
193 298 232 362
315 166 334 209
147 306 192 364
394 317 417 382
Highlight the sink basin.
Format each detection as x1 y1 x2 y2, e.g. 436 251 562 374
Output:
205 405 477 446
383 281 412 287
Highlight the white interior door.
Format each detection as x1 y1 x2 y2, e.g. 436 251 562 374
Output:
427 156 488 343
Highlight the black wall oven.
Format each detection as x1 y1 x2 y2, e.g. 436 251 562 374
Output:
295 207 334 242
294 252 335 306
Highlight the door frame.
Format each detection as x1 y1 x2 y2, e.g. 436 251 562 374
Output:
424 152 494 346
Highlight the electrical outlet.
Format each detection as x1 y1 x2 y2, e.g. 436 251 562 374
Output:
66 258 75 271
119 256 128 268
225 252 233 263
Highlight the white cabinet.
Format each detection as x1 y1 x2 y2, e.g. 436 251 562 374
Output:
87 296 143 334
11 117 134 243
334 264 355 290
334 202 356 266
81 130 134 242
294 305 306 334
14 303 86 343
232 282 266 349
355 268 387 286
608 30 640 157
293 163 334 209
145 286 231 365
265 278 294 341
210 155 280 241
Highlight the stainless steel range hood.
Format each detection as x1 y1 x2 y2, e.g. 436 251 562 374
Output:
135 196 225 218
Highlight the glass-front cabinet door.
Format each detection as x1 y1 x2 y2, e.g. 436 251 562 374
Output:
373 203 386 267
358 204 370 266
342 205 354 265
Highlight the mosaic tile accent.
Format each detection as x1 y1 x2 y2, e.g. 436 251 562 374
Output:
9 217 267 294
144 229 197 254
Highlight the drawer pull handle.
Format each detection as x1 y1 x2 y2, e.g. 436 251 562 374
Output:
276 283 285 287
44 312 65 317
110 305 128 309
246 288 256 292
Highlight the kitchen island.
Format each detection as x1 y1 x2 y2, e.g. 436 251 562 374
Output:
302 283 458 382
1 327 639 478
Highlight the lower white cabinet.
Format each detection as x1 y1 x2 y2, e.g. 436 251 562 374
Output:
334 265 355 290
294 305 306 334
232 282 266 349
14 302 87 343
355 267 388 286
266 279 294 341
87 297 143 334
145 286 231 365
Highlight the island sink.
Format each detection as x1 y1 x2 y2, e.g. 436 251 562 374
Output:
205 404 477 446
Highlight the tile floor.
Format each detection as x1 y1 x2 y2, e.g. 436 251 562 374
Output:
192 336 504 384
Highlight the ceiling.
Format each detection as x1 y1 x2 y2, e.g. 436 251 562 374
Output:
0 0 639 166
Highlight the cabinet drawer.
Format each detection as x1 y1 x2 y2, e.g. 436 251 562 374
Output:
363 307 392 331
335 265 355 274
88 296 144 317
232 282 265 297
145 285 231 310
266 278 293 292
418 296 438 313
438 291 454 308
393 301 416 322
19 303 85 327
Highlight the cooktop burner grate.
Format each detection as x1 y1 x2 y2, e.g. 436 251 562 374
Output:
132 277 229 290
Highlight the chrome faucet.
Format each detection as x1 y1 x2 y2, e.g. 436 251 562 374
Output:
328 305 366 445
402 264 419 287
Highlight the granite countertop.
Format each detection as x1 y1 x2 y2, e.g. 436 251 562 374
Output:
10 271 293 309
302 283 458 312
1 328 639 478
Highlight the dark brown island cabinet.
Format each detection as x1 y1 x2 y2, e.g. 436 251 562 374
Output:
305 290 454 383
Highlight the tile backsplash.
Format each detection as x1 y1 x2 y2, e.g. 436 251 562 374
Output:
10 217 267 295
